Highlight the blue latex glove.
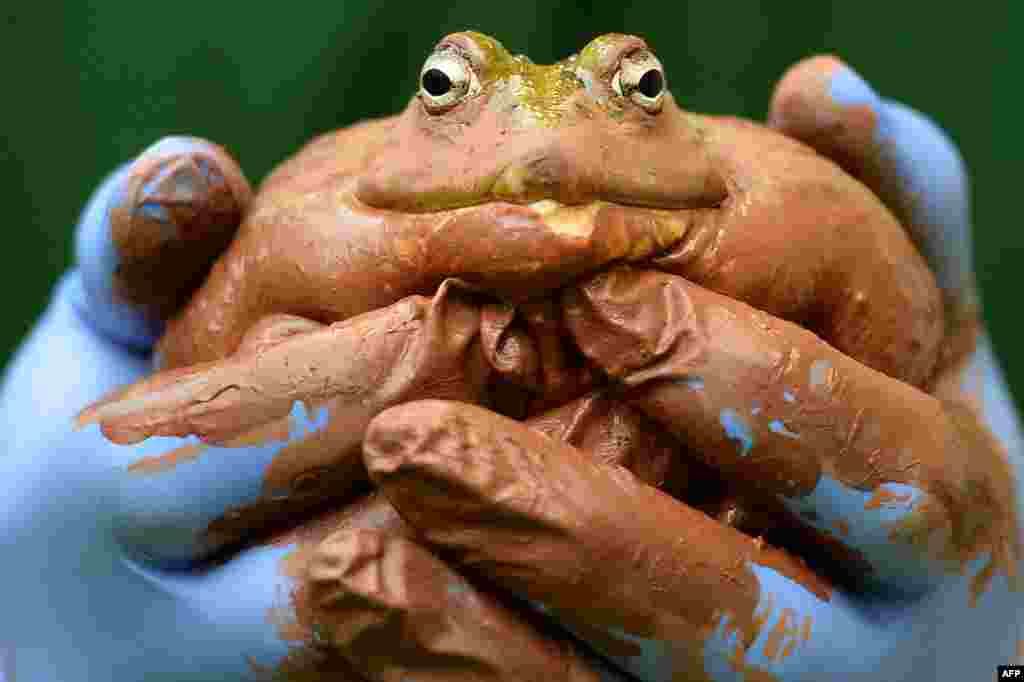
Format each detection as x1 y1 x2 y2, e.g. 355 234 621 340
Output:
3 59 1021 682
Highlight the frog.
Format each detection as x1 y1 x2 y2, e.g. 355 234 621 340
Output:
107 31 942 390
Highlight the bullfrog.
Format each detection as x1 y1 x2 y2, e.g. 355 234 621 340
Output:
109 31 942 390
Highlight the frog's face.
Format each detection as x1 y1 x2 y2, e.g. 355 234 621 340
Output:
187 31 737 369
356 32 727 212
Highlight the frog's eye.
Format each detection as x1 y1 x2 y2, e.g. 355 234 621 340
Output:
419 50 481 113
612 50 666 113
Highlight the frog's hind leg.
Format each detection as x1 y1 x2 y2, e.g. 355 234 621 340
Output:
108 136 252 321
769 56 974 319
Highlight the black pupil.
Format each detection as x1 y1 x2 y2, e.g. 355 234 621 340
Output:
422 69 452 97
637 69 663 98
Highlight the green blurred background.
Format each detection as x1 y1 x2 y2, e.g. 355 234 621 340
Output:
2 2 1019 405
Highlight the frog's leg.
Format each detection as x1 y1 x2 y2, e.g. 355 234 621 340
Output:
104 136 252 322
769 56 974 338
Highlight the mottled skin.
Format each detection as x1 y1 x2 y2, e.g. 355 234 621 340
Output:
152 32 942 389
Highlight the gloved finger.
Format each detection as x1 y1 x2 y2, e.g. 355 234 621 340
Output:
363 400 886 681
302 507 617 681
562 266 1020 599
75 136 250 351
77 280 490 445
769 56 974 314
76 280 494 565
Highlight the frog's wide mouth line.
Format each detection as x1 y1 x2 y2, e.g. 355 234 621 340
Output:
340 181 705 267
357 176 728 215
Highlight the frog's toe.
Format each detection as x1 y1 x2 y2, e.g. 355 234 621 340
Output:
110 136 252 318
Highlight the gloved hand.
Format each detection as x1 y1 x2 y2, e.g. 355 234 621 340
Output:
349 60 1023 681
6 58 1021 682
0 137 653 681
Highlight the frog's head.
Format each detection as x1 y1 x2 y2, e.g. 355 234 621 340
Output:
356 32 728 212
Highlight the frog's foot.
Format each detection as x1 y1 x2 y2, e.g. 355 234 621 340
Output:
110 136 252 319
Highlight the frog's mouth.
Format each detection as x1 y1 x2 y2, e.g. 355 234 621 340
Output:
356 175 726 280
340 189 714 308
356 158 729 216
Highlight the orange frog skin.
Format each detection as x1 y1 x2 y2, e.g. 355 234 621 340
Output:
139 31 942 388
